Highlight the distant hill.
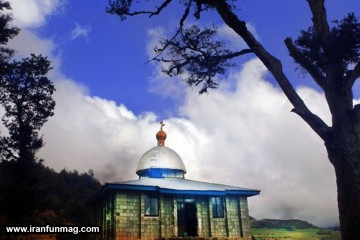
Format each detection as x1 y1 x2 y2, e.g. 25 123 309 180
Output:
250 217 341 240
250 217 317 230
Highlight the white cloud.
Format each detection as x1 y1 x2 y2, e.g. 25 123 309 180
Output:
8 0 64 28
38 79 147 181
35 57 340 227
5 0 64 75
38 78 205 181
146 27 188 100
178 59 337 227
8 29 55 56
70 22 91 40
7 29 64 84
217 22 258 51
146 27 166 60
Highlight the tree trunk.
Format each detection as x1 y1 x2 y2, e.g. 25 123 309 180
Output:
326 125 360 239
212 1 360 238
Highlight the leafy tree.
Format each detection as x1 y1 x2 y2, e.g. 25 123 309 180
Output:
0 54 55 224
0 2 101 233
0 0 19 162
0 0 19 64
0 54 55 166
106 0 360 239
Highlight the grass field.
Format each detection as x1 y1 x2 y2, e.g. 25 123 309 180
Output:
251 227 341 240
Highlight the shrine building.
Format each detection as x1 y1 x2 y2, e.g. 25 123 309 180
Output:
87 122 260 240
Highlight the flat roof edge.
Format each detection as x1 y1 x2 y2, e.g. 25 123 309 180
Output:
87 183 260 205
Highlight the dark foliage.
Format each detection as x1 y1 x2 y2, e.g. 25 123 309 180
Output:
0 54 55 164
0 1 18 44
106 0 237 20
155 25 251 93
0 24 58 230
0 2 102 238
107 0 246 94
106 0 215 20
295 13 360 74
0 162 102 234
0 0 19 64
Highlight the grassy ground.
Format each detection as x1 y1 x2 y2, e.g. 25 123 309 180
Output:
251 227 340 240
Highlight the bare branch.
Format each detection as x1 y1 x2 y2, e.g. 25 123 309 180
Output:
150 0 173 17
107 0 173 19
145 0 192 64
307 0 342 69
212 0 332 141
285 37 325 90
179 0 192 29
306 0 331 46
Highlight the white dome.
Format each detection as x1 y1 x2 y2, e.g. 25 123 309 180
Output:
136 146 186 178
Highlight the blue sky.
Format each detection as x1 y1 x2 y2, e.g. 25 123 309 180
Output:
27 0 360 117
4 0 360 227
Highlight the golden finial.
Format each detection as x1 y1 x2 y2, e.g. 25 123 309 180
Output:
156 121 167 146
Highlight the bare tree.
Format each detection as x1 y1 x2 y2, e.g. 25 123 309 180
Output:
106 1 360 238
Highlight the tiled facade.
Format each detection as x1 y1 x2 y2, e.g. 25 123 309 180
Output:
91 191 252 240
88 124 259 240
